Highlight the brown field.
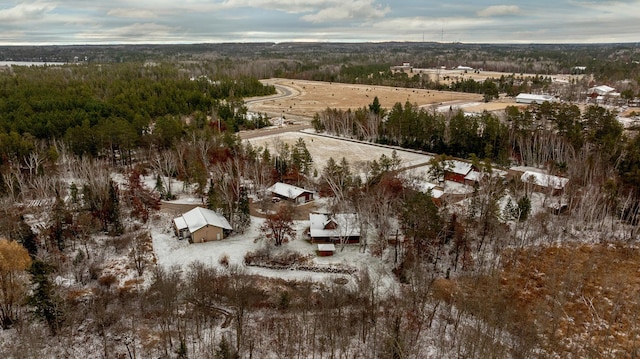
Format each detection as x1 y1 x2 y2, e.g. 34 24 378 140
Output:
407 68 585 86
453 243 640 357
253 78 485 118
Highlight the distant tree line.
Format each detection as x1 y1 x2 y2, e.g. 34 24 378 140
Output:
314 98 640 195
0 63 275 163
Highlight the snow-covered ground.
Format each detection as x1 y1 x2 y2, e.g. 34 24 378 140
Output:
403 167 476 195
247 131 431 172
150 212 398 295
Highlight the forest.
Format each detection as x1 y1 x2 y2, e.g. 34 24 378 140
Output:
0 43 640 358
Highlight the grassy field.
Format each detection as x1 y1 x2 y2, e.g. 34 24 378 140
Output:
253 78 487 118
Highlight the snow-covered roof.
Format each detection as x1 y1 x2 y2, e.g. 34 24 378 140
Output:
309 213 360 238
317 243 336 252
464 170 482 182
520 171 569 190
415 182 444 199
175 207 232 233
515 93 556 103
173 217 188 231
589 85 615 95
268 182 312 199
448 160 473 176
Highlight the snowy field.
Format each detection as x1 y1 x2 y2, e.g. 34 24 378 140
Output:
247 131 432 173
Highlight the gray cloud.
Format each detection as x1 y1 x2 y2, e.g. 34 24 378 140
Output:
476 5 520 17
0 0 638 44
0 1 55 23
106 8 158 19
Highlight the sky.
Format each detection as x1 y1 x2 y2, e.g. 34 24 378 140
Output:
0 0 639 45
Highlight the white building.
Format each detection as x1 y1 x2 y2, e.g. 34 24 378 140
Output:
515 93 557 104
588 85 616 96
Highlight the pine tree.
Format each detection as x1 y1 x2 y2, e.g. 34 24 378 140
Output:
235 187 251 233
106 180 123 235
369 96 382 115
155 174 166 199
28 260 63 335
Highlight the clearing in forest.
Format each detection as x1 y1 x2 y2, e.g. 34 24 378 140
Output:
254 78 486 118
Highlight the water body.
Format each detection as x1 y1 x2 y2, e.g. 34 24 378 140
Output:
0 61 67 67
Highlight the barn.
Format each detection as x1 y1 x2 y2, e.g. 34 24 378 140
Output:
444 160 475 184
173 207 233 243
268 182 314 204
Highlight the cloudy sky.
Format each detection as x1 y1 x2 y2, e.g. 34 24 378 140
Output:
0 0 639 45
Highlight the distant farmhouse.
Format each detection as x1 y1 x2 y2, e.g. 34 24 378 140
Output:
515 93 557 104
455 65 474 71
268 182 314 204
390 62 412 73
588 85 616 96
309 213 360 244
587 85 621 104
173 207 233 243
520 171 569 196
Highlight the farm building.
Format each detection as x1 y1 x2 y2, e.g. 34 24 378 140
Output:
520 171 569 195
444 160 476 184
455 65 474 71
309 213 360 244
317 243 336 256
515 93 556 104
268 182 314 204
415 182 445 205
173 207 233 243
588 85 616 96
463 169 508 186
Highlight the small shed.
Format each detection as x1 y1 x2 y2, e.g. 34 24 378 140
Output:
317 243 336 257
173 207 233 243
268 182 314 204
416 182 445 206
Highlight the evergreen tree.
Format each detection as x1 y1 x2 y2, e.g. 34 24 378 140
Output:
369 96 382 115
106 180 123 235
235 186 251 233
16 216 38 257
516 196 532 222
28 260 63 335
155 174 166 199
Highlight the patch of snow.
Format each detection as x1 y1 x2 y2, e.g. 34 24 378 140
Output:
150 206 399 296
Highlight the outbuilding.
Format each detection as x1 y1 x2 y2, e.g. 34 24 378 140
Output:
268 182 314 204
444 160 476 184
317 243 336 257
520 171 568 196
173 207 233 243
515 93 556 104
